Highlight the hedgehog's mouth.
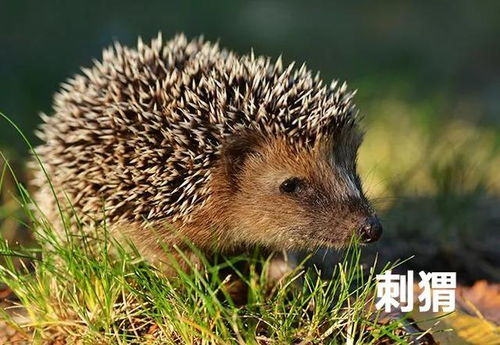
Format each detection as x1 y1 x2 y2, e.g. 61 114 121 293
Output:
311 220 383 248
357 216 383 243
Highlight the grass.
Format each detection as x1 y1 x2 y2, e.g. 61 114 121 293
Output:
0 112 430 344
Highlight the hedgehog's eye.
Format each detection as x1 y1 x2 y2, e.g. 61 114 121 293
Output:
280 177 303 194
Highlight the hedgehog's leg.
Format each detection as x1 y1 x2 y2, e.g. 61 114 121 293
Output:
267 251 294 283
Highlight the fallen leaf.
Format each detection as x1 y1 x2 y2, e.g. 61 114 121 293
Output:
457 280 500 325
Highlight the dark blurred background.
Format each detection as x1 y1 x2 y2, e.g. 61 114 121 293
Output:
0 1 499 283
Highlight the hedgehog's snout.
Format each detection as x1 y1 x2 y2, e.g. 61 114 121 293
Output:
357 216 383 243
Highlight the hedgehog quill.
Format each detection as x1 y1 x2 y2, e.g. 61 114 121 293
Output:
33 34 382 274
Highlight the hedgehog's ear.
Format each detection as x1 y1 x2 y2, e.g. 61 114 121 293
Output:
221 131 263 186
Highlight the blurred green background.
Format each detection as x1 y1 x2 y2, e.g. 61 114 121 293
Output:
0 1 499 282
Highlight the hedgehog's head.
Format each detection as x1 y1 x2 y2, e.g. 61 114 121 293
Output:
219 129 382 251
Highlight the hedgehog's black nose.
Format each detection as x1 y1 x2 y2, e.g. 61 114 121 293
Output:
358 216 383 243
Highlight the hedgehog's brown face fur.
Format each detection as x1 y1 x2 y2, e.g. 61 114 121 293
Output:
214 131 381 251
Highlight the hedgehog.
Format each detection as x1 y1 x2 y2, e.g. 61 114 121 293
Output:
32 34 382 274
